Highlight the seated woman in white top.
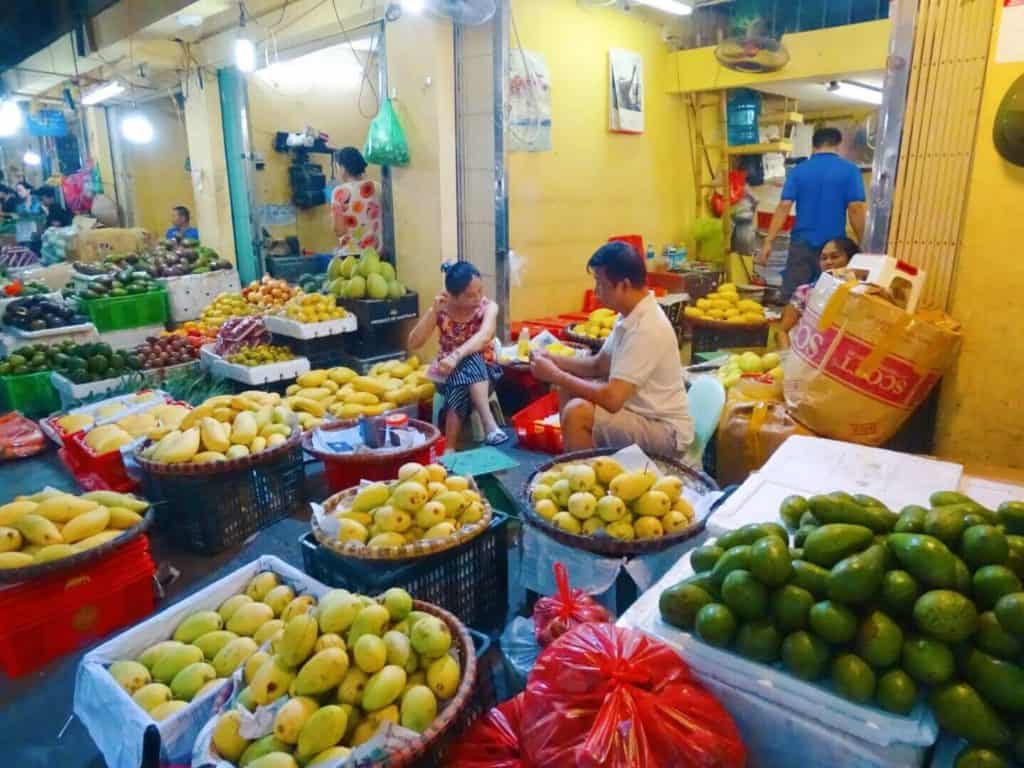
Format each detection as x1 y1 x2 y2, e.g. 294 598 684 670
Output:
530 241 694 456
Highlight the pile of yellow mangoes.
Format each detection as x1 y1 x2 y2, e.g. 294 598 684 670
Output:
283 293 348 324
140 392 297 464
283 360 435 426
716 350 783 388
531 457 695 541
108 574 464 763
331 462 485 548
0 490 150 569
684 283 766 324
571 307 618 340
56 392 165 434
201 292 262 328
78 402 192 455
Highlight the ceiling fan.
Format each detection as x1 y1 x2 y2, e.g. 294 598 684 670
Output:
713 2 790 74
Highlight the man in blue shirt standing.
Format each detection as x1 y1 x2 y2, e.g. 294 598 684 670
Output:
166 206 200 241
758 128 866 300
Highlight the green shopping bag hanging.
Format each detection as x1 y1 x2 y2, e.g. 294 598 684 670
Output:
363 98 410 167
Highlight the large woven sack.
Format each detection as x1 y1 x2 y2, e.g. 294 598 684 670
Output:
783 273 961 446
715 394 814 486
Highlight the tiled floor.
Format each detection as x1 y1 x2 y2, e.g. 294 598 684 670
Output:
0 429 547 768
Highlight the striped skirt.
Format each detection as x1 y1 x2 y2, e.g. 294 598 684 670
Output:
439 353 501 419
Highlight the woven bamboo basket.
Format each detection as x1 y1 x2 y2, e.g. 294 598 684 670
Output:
520 447 718 557
133 427 302 477
498 340 591 371
313 476 493 562
0 507 154 584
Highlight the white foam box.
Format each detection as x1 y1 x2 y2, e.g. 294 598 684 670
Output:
199 344 310 385
618 553 940 768
157 270 242 323
3 321 98 347
51 371 132 410
100 323 168 351
75 556 329 768
0 291 64 317
706 435 964 538
263 312 357 340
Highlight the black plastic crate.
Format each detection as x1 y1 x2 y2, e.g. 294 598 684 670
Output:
334 347 407 375
339 291 419 328
299 511 510 633
266 255 329 283
689 321 770 363
271 333 348 369
143 443 307 555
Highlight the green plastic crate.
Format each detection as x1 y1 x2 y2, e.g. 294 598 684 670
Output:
81 288 169 332
0 370 60 418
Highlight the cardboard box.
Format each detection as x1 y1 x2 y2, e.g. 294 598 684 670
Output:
71 228 152 263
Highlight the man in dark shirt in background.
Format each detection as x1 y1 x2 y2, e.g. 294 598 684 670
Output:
758 128 866 300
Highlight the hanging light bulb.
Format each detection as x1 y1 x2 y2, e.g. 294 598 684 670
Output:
401 0 425 12
121 112 155 144
235 34 256 73
23 150 41 166
0 100 22 137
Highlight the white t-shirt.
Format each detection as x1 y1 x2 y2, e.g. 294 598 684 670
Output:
602 293 694 448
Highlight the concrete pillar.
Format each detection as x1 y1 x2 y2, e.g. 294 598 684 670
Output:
180 69 236 262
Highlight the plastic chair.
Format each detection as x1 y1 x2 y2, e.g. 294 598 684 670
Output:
686 375 726 466
431 390 506 445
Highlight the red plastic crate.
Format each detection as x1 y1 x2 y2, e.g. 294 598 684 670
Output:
509 317 570 341
511 391 563 453
0 535 155 677
321 436 447 494
60 431 139 493
583 289 604 312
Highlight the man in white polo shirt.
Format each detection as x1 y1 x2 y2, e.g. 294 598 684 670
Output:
530 241 693 456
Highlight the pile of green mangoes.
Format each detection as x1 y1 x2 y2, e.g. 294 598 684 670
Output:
659 491 1024 767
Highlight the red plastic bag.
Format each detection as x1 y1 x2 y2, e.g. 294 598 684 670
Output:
522 623 746 768
533 563 612 647
710 169 748 217
0 412 47 460
447 693 526 767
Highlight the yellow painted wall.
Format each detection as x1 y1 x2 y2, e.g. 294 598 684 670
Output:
670 20 891 93
122 104 194 239
935 2 1024 468
509 0 693 321
247 44 381 254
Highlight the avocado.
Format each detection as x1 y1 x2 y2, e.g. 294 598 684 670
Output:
809 600 858 644
973 566 1022 610
998 501 1024 535
887 533 958 589
717 522 787 551
975 611 1023 660
953 746 1012 768
808 495 898 533
831 654 875 704
690 545 723 574
880 570 921 617
963 526 1010 569
799 511 819 528
771 584 815 633
930 682 1012 747
963 647 1024 714
790 560 830 598
876 669 917 715
781 630 830 681
953 555 974 595
735 620 782 663
694 603 737 647
659 583 713 631
994 592 1024 635
931 491 976 507
1005 536 1024 578
749 536 792 587
913 590 978 643
721 570 768 621
856 610 903 668
794 524 816 548
803 524 874 568
789 547 804 561
780 495 809 530
828 544 886 604
901 635 955 685
682 573 720 600
709 545 751 587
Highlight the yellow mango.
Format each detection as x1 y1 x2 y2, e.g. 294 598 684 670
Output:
231 412 258 445
200 417 230 453
0 526 23 552
192 451 227 464
0 500 38 526
71 530 123 552
106 507 143 531
249 436 267 454
296 387 332 402
34 495 98 523
212 406 235 422
286 384 300 396
351 376 387 397
60 506 111 544
297 370 328 388
13 514 63 546
289 397 326 417
327 367 357 384
0 551 34 569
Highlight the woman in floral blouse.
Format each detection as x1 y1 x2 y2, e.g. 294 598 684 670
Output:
777 237 858 349
332 147 382 254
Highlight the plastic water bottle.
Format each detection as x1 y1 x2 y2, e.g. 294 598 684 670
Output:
646 244 656 266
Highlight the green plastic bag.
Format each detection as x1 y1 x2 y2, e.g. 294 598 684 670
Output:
363 99 410 167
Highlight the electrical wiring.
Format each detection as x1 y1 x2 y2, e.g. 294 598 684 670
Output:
330 0 381 119
508 7 543 149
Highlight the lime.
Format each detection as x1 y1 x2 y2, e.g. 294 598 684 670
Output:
695 603 737 647
781 630 830 680
809 600 857 644
771 585 814 633
876 669 917 715
831 654 876 704
735 620 782 663
902 635 954 685
690 545 724 574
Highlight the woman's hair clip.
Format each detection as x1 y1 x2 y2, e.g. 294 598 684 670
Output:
440 262 453 273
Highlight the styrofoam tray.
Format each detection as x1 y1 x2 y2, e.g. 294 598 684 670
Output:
199 344 310 385
75 556 330 768
0 291 64 317
100 324 168 351
42 389 173 446
51 371 132 409
6 320 98 341
263 312 357 339
158 270 241 323
617 546 939 753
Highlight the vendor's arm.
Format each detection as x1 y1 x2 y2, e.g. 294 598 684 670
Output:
848 201 866 244
533 357 635 414
776 305 800 350
758 200 794 265
407 293 445 351
449 301 498 359
546 347 610 380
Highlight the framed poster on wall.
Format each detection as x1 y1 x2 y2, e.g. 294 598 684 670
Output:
609 49 644 134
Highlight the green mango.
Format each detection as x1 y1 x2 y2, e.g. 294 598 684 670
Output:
886 533 958 589
790 560 830 599
803 524 874 568
709 545 751 587
963 647 1024 714
930 682 1012 747
828 544 885 604
808 495 898 533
